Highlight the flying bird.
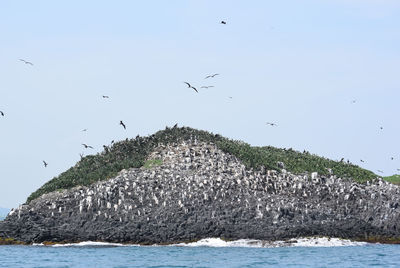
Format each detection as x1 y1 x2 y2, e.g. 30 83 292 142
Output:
19 59 33 65
173 123 178 128
102 95 109 99
43 160 48 168
0 111 4 116
266 122 277 126
183 82 198 93
82 143 94 149
351 100 356 104
360 159 365 163
391 157 394 160
205 74 219 79
79 153 84 159
220 21 227 24
200 86 214 89
380 127 383 130
120 120 126 129
377 170 384 173
82 129 88 132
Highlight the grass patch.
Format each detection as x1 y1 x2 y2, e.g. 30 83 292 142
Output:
384 174 400 185
143 159 163 169
26 126 377 204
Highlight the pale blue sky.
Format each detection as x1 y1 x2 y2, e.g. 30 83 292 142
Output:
1 0 399 208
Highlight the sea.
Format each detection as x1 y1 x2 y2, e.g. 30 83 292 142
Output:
0 238 399 268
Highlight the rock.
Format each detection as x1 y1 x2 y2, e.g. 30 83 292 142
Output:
277 161 285 169
1 141 400 244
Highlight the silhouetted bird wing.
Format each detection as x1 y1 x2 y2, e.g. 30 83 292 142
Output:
43 161 48 167
120 121 126 129
19 59 33 65
184 82 191 88
0 111 4 116
191 86 198 93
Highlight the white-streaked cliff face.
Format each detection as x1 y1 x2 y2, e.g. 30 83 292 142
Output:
2 142 400 244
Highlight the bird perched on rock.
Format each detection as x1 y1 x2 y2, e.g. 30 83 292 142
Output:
42 160 48 167
82 143 94 149
120 120 126 129
184 82 198 93
19 59 33 65
205 74 219 79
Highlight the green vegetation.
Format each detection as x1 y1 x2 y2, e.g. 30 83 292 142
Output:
384 174 400 185
144 159 163 169
27 126 378 204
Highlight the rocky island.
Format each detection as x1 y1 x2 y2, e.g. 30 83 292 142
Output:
1 127 399 245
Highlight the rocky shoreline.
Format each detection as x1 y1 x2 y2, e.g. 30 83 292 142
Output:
1 142 400 245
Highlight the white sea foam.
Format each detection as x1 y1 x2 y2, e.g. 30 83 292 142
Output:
32 237 367 248
43 241 134 247
173 237 368 248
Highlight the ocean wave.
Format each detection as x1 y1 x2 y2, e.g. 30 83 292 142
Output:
173 237 368 248
33 241 135 247
32 237 368 248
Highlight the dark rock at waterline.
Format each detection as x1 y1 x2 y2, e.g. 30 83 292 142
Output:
1 142 400 244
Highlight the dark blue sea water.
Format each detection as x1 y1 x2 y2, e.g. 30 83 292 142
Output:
1 243 399 268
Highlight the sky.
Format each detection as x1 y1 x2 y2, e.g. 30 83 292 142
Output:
0 0 399 209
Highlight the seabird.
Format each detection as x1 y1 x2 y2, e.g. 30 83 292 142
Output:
120 120 126 129
82 143 94 149
0 111 4 116
380 126 383 130
360 159 365 163
200 86 214 89
391 157 394 160
19 59 33 65
377 170 384 173
82 129 87 132
205 74 219 79
43 160 48 167
102 95 109 98
173 123 178 128
220 21 227 24
351 100 356 104
266 122 277 126
183 82 198 93
79 153 84 159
